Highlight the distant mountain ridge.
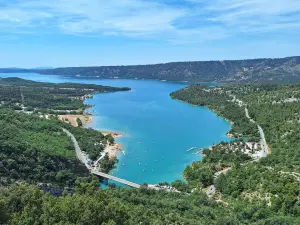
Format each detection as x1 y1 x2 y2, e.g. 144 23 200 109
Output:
1 56 300 84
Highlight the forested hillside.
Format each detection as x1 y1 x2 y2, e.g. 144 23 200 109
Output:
171 84 300 222
0 109 89 187
0 183 236 225
2 56 300 84
0 77 130 113
0 109 118 187
1 78 300 224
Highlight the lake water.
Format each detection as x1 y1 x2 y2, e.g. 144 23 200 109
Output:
0 73 232 185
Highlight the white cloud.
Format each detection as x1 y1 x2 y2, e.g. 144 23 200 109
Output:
0 0 300 43
205 0 300 33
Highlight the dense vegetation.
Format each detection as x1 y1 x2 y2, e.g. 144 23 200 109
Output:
0 182 237 225
1 77 300 224
171 84 300 222
2 56 300 83
185 141 252 188
0 109 89 187
0 77 130 113
1 179 300 224
0 109 118 187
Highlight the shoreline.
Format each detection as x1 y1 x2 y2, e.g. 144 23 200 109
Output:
58 113 125 159
101 131 125 139
83 103 126 159
103 142 124 158
82 96 126 160
58 114 92 127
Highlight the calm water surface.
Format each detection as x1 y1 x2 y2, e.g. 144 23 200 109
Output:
0 73 232 184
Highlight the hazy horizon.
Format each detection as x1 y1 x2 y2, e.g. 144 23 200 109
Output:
2 55 300 69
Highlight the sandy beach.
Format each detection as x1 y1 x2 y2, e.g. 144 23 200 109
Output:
101 131 124 139
102 131 125 158
59 114 125 159
104 142 123 158
58 114 92 127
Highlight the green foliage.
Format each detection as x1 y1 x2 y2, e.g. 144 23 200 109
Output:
0 77 130 112
171 180 190 192
99 154 118 173
0 109 90 187
0 184 234 225
76 118 83 127
2 182 300 224
1 78 300 224
106 133 114 144
172 83 300 221
58 121 109 161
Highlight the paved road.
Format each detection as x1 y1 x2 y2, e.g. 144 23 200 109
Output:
258 125 268 157
245 107 268 157
62 128 90 168
62 127 142 188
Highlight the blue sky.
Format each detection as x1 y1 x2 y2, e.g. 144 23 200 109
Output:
1 0 300 68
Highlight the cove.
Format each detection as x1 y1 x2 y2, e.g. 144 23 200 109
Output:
0 73 232 185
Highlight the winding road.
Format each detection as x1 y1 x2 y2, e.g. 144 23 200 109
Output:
230 93 269 158
62 127 142 188
62 128 90 168
245 107 268 157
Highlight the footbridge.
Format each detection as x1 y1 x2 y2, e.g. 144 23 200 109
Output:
91 170 141 188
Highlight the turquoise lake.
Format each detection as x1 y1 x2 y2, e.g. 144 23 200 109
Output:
0 73 232 185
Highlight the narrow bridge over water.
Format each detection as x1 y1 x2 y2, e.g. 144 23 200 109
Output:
62 127 142 188
91 170 141 188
